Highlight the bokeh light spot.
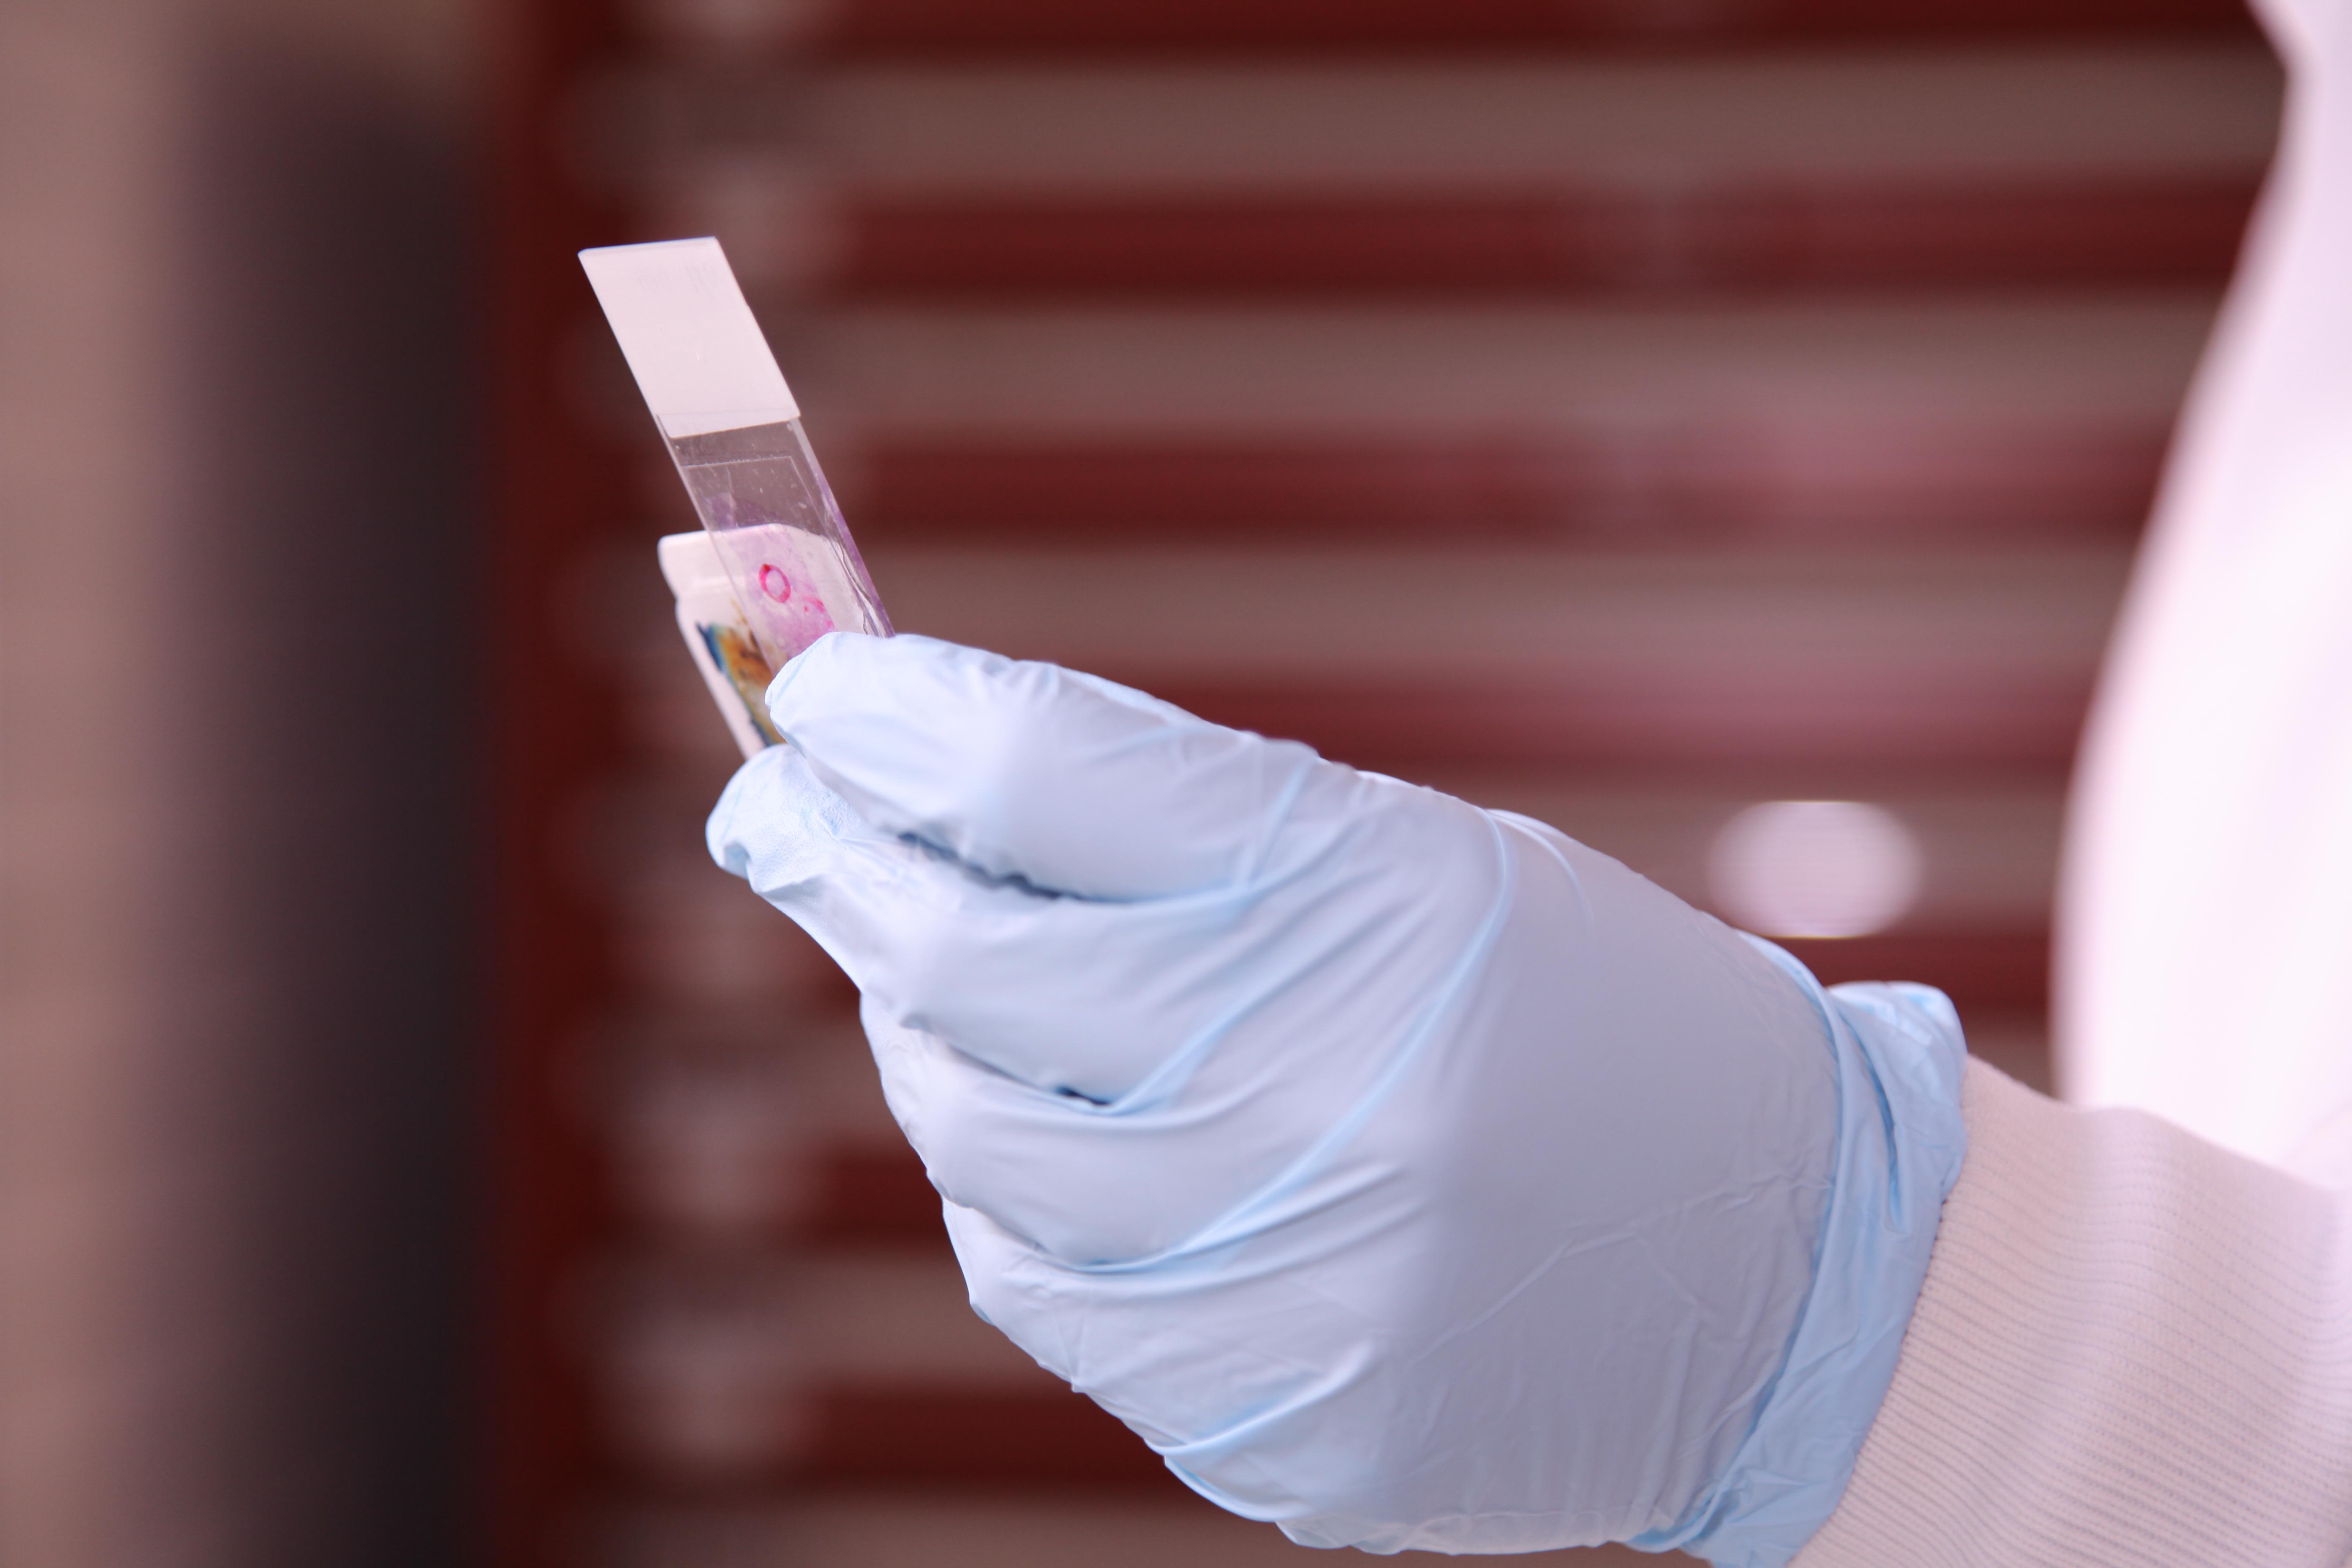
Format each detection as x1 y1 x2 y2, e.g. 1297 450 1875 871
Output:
1709 800 1923 939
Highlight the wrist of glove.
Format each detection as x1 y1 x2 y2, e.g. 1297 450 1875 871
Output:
707 632 1966 1565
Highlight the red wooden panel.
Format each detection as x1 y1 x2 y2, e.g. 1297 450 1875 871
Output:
1774 929 2050 1010
795 1145 950 1245
668 0 2258 56
486 0 640 1558
843 180 2257 299
851 426 2169 543
797 1387 1180 1489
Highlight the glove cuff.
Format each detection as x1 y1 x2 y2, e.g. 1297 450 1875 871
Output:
1794 1060 2352 1568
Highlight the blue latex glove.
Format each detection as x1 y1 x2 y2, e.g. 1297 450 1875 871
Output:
708 633 1966 1564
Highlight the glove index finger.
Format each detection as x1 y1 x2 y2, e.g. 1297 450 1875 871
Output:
768 633 1322 900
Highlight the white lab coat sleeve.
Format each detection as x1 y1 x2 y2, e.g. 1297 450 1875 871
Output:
2057 0 2352 1172
1792 1060 2352 1568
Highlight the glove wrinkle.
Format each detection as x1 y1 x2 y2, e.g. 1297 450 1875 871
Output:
769 633 1326 900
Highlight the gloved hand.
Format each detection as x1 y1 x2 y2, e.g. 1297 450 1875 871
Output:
707 632 1966 1565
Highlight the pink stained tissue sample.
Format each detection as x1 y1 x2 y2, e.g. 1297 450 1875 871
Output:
709 523 852 667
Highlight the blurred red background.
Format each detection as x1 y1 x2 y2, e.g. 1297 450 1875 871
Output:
0 2 2279 1565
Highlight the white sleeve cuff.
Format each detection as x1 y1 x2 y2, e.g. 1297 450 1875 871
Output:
1794 1059 2352 1568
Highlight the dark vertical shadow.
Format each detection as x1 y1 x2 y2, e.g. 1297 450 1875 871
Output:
157 34 480 1568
